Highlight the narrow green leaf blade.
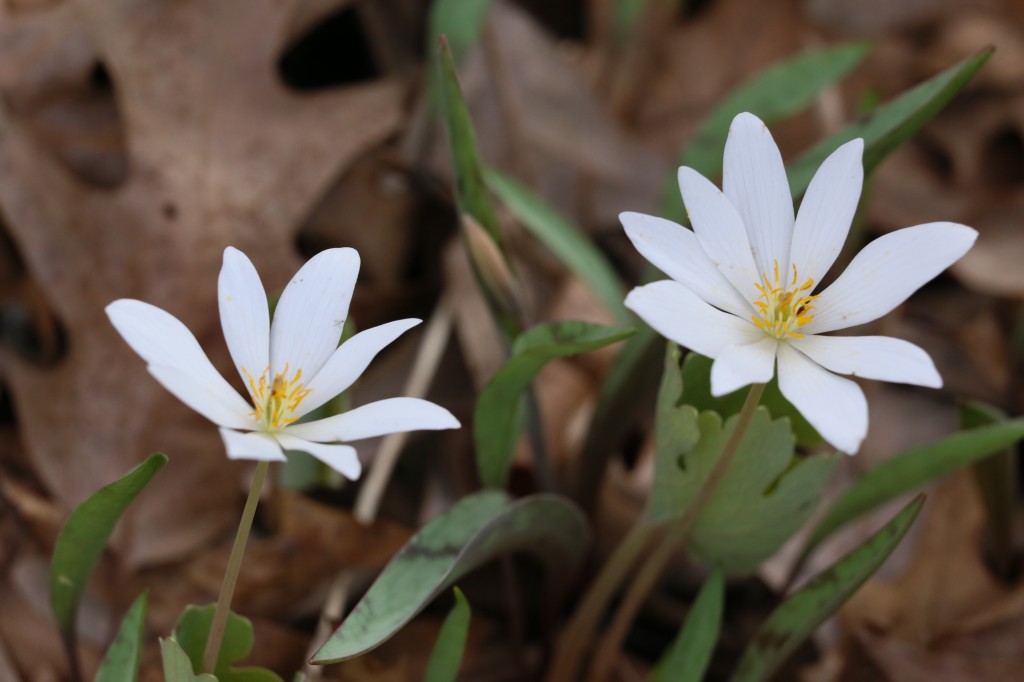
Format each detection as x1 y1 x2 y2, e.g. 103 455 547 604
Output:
730 495 925 682
437 36 500 241
475 321 634 488
798 418 1024 569
50 453 168 636
94 592 148 682
649 567 724 682
312 490 588 663
424 587 472 682
428 0 494 65
486 169 631 324
788 48 992 196
663 42 870 222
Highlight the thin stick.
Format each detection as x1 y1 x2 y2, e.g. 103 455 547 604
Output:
353 293 454 523
203 459 270 673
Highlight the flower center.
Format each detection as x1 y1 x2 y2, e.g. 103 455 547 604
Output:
751 260 818 339
244 364 312 430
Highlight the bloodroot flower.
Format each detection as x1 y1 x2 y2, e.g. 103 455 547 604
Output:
107 247 460 478
623 112 976 453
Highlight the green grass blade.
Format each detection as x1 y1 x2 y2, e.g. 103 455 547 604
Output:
730 495 925 682
475 321 634 488
787 48 992 197
486 169 631 324
94 592 148 682
50 453 168 638
795 418 1024 573
424 588 472 682
649 567 725 682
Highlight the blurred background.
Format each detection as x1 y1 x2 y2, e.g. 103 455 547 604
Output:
0 0 1022 679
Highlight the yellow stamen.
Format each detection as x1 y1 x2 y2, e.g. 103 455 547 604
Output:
243 363 313 430
749 259 818 340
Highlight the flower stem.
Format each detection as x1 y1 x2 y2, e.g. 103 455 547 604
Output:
545 521 657 682
589 382 766 681
202 460 269 674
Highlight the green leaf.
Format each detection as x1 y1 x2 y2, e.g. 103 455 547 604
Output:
663 42 870 222
424 587 472 682
795 417 1024 572
173 605 283 682
649 566 724 682
437 36 500 243
475 321 634 488
646 348 837 574
486 169 631 324
788 48 992 197
428 0 494 66
94 592 148 682
161 638 217 682
313 490 588 664
729 495 925 682
680 353 822 448
50 453 168 638
962 401 1017 578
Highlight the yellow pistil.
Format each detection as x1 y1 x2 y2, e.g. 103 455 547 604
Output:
243 364 312 430
751 260 818 339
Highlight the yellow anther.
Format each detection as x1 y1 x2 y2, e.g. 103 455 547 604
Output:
750 260 818 340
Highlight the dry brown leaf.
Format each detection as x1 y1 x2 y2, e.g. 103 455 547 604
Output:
0 0 405 566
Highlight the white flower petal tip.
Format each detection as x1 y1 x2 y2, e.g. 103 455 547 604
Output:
710 338 778 396
220 429 287 462
295 318 424 418
274 433 362 480
777 345 868 455
284 397 460 444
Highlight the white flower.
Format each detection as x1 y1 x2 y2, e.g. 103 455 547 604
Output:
106 247 460 479
623 112 977 454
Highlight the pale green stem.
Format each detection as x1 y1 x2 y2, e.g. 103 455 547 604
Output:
202 460 270 673
545 521 658 682
589 383 766 682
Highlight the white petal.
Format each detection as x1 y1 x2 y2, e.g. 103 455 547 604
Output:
295 319 422 418
777 343 868 454
624 280 763 359
805 223 978 334
789 139 864 286
788 334 941 388
284 397 460 443
274 433 361 480
270 248 360 380
722 112 795 275
106 299 253 428
219 247 270 402
620 211 751 317
219 428 286 462
149 365 255 430
710 337 778 396
678 166 762 302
